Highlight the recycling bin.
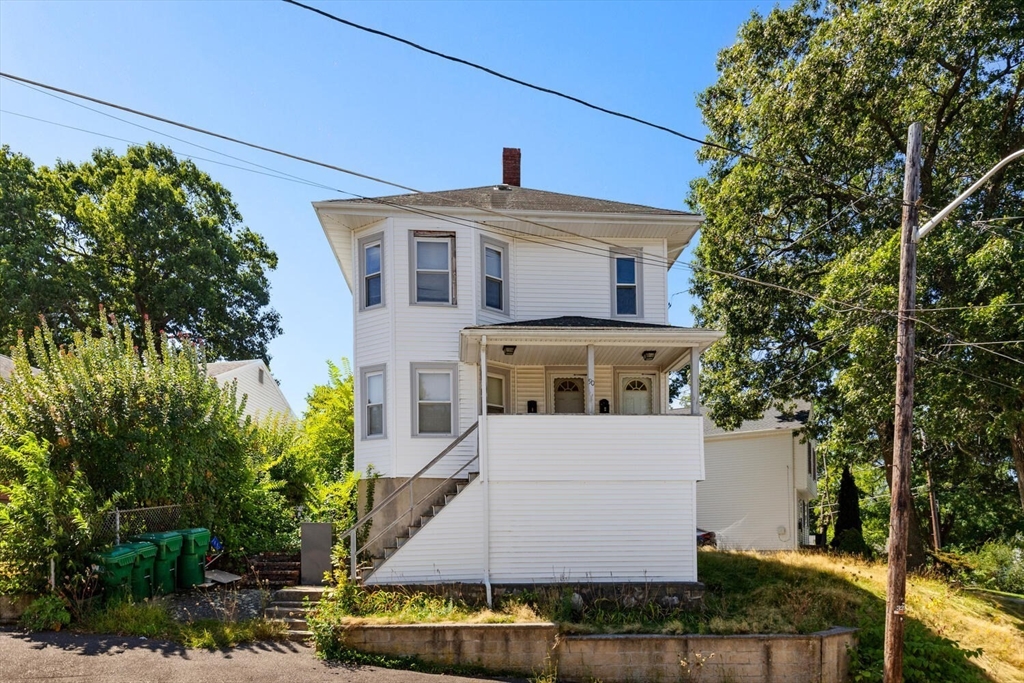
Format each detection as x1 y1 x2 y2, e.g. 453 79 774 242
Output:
172 528 210 588
91 545 137 603
131 531 182 595
120 541 157 601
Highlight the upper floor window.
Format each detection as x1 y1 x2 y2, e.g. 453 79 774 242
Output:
611 249 643 317
361 365 386 439
358 233 384 311
480 236 509 314
411 232 456 305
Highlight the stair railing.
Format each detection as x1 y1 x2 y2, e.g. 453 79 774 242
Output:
340 421 479 580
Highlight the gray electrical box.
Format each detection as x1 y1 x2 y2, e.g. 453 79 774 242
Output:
300 523 333 586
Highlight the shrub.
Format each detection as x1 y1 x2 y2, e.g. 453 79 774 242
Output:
18 594 71 631
849 620 983 683
0 313 299 573
0 434 104 593
962 535 1024 594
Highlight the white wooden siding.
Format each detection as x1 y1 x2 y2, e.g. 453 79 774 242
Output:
698 432 798 550
212 362 294 422
513 238 667 323
488 415 703 481
489 481 696 582
365 479 485 585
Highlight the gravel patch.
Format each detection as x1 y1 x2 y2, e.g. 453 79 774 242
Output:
164 587 270 623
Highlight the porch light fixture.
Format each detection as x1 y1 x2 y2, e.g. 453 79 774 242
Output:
502 345 517 356
641 350 657 361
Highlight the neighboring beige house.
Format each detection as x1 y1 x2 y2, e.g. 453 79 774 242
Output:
697 403 817 550
313 148 722 591
206 360 295 422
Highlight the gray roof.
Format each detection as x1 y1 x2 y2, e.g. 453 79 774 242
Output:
469 316 683 330
0 354 40 379
0 354 14 380
206 360 259 377
327 185 696 216
701 401 811 437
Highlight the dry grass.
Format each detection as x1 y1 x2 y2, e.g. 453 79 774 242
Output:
742 551 1024 683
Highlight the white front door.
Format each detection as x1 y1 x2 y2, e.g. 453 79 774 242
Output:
553 377 585 414
620 376 653 415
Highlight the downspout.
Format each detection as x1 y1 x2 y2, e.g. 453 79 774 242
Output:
586 344 595 415
479 335 492 607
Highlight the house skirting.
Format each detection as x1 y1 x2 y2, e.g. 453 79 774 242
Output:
332 622 857 683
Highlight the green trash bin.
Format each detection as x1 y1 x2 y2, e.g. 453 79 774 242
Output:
120 541 157 601
172 528 210 588
91 545 138 603
131 531 183 595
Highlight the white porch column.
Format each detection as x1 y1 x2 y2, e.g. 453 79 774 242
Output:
586 344 595 415
690 346 701 416
479 335 492 606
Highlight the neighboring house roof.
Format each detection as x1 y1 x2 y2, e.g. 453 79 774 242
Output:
0 354 40 380
206 360 258 377
0 354 14 380
326 185 697 216
701 402 811 438
205 359 295 421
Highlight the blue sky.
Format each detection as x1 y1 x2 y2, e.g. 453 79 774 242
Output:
0 0 781 412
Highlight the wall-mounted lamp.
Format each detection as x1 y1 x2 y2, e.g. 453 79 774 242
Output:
502 345 517 356
641 350 657 361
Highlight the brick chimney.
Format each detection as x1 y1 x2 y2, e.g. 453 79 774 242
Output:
502 147 521 187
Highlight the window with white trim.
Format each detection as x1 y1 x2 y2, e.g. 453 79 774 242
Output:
486 369 512 414
358 233 384 310
361 365 386 439
480 236 509 314
411 232 455 305
611 249 642 317
412 363 457 436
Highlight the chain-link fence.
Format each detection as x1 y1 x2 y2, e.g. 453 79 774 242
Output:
92 504 191 545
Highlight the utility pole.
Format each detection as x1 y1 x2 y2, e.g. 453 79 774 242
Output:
884 121 922 683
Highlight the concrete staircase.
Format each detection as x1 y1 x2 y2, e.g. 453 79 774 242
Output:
360 472 477 582
263 586 323 642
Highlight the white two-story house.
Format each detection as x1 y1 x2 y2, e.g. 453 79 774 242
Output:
313 149 722 596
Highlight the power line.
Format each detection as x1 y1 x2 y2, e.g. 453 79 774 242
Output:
282 0 881 203
4 72 1018 368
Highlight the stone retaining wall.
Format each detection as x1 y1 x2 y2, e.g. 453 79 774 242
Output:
335 622 857 682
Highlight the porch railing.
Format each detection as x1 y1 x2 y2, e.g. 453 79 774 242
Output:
341 421 479 580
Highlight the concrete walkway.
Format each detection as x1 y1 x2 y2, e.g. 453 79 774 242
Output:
0 630 524 683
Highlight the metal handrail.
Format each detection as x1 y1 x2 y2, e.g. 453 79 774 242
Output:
359 452 479 554
343 421 479 579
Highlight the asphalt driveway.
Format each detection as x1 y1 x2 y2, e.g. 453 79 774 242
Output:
0 629 525 683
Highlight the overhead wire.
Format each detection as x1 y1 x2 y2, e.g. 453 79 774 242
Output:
281 0 890 204
3 72 1020 368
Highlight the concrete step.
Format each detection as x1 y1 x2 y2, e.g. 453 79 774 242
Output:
286 629 313 642
269 616 308 629
264 605 311 619
396 536 409 548
272 586 325 603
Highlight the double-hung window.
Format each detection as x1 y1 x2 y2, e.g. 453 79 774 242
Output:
361 365 386 439
358 233 384 310
611 249 643 317
486 369 510 414
412 363 457 436
411 232 455 305
480 236 509 314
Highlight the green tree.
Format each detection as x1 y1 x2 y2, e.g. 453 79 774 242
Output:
299 359 356 482
0 143 281 362
831 465 871 556
688 0 1024 552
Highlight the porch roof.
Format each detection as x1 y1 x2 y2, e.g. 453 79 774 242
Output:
459 317 724 371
